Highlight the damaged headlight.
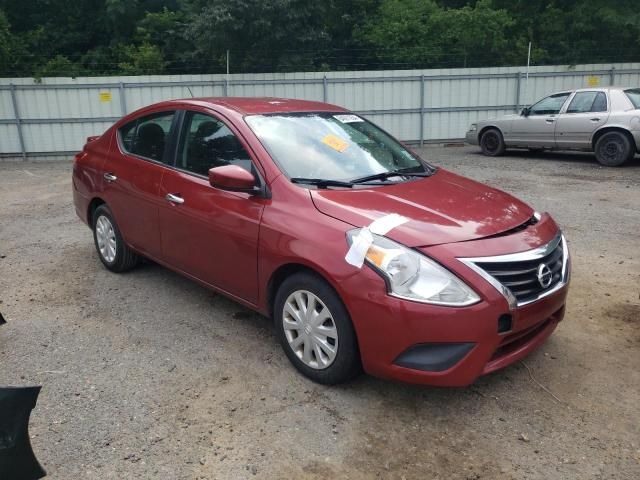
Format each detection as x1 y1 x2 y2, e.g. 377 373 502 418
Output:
347 230 480 306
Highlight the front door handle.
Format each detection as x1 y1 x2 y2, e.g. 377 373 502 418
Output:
103 172 117 182
165 193 184 205
545 118 555 123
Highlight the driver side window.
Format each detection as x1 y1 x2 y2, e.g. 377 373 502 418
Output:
529 93 571 116
177 112 253 176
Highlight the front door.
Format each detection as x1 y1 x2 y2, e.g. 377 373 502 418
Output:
158 110 265 304
101 110 177 259
555 91 609 149
510 92 572 148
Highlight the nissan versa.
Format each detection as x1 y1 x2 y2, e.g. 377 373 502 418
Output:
72 97 570 386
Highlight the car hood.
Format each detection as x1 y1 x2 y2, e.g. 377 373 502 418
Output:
310 169 534 247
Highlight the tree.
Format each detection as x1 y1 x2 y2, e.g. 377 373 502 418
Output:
355 0 514 68
118 43 167 75
184 0 333 72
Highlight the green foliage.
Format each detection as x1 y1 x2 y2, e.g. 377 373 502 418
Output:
0 0 639 77
0 10 10 73
34 55 86 79
117 43 167 75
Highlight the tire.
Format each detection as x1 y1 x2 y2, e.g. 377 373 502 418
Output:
92 204 139 272
274 272 361 384
594 131 634 167
480 128 506 156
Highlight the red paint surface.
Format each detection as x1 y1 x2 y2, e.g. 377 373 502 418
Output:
73 97 569 386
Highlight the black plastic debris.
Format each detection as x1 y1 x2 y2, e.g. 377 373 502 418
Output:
0 311 6 325
0 386 46 479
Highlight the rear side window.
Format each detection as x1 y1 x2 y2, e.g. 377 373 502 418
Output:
566 92 607 113
624 88 640 108
118 111 176 163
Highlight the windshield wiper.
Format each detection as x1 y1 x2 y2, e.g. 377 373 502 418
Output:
290 177 354 188
290 177 398 189
350 168 433 184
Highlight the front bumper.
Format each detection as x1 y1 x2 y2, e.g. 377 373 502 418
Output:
339 217 569 387
465 129 479 145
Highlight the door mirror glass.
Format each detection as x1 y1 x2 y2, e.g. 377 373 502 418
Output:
521 107 530 117
209 165 257 193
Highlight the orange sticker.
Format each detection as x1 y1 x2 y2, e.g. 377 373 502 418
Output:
322 134 349 152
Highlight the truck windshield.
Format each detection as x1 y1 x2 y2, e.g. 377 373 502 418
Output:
245 112 431 183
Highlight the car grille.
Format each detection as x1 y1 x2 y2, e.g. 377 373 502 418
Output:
474 237 564 304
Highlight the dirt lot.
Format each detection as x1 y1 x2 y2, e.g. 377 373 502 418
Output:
1 147 639 479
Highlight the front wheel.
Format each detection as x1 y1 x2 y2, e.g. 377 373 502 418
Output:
274 272 361 384
594 132 634 166
92 204 139 272
480 128 506 156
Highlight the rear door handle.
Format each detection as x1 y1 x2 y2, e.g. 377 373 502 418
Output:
590 118 601 122
103 172 117 182
545 118 555 123
165 193 184 205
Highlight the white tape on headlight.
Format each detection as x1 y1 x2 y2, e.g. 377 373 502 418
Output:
345 213 409 268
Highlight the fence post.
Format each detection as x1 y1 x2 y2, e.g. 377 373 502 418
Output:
515 72 522 112
609 67 616 86
224 79 229 96
9 83 27 160
323 75 328 102
419 75 425 147
119 82 127 115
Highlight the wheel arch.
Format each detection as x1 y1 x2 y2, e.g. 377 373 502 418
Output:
478 124 503 140
87 197 106 225
592 126 636 151
265 262 344 320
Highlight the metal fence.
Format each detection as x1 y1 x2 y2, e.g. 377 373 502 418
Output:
2 62 640 160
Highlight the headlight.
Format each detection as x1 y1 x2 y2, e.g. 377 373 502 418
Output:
347 230 481 306
469 123 477 131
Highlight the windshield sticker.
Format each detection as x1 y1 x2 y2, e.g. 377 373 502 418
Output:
333 114 364 123
322 134 350 152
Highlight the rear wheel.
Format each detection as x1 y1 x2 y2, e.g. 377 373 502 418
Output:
274 272 361 384
92 204 139 272
480 128 506 156
594 131 634 166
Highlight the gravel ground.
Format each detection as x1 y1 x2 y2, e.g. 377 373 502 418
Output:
1 146 639 479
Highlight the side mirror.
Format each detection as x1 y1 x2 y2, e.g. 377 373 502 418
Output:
209 165 258 194
521 107 530 117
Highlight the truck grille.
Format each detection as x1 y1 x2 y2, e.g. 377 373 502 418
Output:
460 234 568 307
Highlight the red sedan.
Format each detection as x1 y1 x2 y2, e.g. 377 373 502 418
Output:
72 97 570 386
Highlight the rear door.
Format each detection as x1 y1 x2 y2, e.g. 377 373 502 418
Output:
102 110 178 259
509 92 572 148
555 91 609 149
157 109 265 304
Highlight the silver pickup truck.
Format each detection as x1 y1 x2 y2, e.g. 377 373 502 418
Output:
466 87 640 166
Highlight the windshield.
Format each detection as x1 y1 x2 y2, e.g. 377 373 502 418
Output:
244 112 430 182
624 88 640 109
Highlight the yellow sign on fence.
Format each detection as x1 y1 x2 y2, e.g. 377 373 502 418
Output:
587 76 600 87
99 91 112 103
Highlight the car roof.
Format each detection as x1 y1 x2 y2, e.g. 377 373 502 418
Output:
166 97 349 115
